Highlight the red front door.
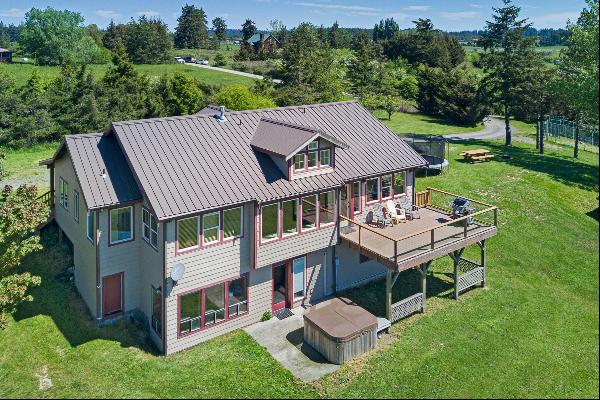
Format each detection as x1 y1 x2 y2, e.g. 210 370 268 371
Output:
102 273 123 318
272 264 287 312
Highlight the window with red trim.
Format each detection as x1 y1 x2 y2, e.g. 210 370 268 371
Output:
292 139 333 173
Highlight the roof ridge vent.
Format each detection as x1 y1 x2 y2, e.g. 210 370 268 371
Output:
216 106 227 122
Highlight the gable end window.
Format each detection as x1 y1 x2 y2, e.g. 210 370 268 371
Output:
109 206 133 244
86 212 95 243
142 208 158 249
73 190 80 222
292 139 333 173
59 178 69 210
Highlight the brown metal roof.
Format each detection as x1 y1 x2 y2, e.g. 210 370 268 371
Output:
250 118 349 160
109 100 427 220
50 133 142 210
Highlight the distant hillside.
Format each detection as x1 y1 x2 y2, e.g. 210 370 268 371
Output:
447 27 569 46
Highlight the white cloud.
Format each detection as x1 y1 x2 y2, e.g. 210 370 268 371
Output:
388 12 409 21
470 4 484 8
440 11 479 20
137 10 161 17
404 5 431 12
294 2 381 14
0 8 26 18
532 11 579 27
96 10 122 19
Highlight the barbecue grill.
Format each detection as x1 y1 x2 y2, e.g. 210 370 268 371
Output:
449 197 475 224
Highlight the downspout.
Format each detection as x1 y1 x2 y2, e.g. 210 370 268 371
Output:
162 220 168 355
95 210 101 321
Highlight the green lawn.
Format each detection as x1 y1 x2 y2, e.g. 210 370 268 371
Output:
0 129 598 397
0 62 256 87
375 110 484 136
0 143 57 191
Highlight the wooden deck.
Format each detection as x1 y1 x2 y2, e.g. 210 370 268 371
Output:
339 207 497 272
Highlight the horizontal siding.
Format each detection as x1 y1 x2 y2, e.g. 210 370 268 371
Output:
335 244 387 291
305 248 335 304
165 265 272 355
256 225 337 268
54 154 97 316
99 204 143 313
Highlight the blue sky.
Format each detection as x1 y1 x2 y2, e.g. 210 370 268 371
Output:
0 1 587 31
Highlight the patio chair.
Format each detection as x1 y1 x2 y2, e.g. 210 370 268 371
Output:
397 195 421 220
386 199 406 224
371 203 392 228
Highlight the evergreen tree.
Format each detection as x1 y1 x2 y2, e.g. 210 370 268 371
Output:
329 21 352 49
212 17 228 44
479 0 538 146
102 20 127 51
174 4 208 49
125 16 173 64
241 19 257 41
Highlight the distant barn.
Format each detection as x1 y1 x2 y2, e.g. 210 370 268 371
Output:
0 48 12 63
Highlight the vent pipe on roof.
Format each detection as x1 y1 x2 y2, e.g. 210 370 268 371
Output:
216 106 227 122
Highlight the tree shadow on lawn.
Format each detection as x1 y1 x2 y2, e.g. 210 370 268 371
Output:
12 224 158 355
456 139 599 191
337 268 453 318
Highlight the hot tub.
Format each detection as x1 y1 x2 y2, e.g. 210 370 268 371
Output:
303 297 378 365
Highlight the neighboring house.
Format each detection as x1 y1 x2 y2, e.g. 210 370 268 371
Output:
0 48 12 63
41 100 497 355
246 32 280 53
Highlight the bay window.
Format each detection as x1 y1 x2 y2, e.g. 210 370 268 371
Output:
282 199 298 236
178 216 199 250
179 291 201 334
261 203 279 241
381 175 392 199
223 207 243 240
366 178 379 203
204 283 226 326
109 206 133 244
293 257 306 299
301 195 318 230
202 212 220 244
319 191 335 225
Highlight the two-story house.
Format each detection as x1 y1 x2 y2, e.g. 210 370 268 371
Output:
41 101 497 355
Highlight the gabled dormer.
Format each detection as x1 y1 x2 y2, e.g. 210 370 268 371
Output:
250 118 349 180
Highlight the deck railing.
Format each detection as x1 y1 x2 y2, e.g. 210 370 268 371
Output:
36 190 54 209
339 187 498 266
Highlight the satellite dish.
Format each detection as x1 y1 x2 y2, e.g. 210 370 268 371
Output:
171 263 185 282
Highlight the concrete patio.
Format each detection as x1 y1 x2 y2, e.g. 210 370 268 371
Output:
243 307 340 383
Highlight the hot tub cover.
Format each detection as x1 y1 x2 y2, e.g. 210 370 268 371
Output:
303 297 378 343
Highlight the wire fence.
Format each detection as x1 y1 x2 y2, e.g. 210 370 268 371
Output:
543 116 599 147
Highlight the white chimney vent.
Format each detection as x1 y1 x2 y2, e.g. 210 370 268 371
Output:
217 106 227 122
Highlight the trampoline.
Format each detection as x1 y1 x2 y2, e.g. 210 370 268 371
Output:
402 135 449 171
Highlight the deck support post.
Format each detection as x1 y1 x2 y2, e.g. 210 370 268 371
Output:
417 261 432 313
478 240 486 288
451 248 465 300
385 270 400 321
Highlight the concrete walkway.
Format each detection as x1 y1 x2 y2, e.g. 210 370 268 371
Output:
184 62 282 84
244 308 339 383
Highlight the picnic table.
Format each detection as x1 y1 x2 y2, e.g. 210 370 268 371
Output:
459 149 495 162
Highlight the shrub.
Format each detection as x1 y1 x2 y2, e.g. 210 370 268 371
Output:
211 85 276 111
261 311 272 321
213 52 227 67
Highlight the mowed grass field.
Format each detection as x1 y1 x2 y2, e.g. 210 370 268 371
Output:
0 62 257 87
374 109 484 136
1 130 598 397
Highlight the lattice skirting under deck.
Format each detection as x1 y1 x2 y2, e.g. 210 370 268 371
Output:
457 258 484 293
391 293 424 322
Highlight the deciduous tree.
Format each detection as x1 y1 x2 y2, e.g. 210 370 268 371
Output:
0 185 47 328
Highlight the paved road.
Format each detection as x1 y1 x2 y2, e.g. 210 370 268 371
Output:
444 116 513 141
184 62 282 84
